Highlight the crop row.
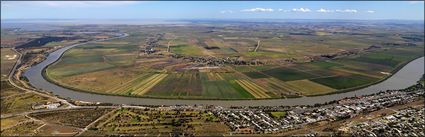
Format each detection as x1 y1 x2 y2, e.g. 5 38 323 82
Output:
235 80 270 98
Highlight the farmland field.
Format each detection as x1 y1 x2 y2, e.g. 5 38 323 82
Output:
29 108 113 128
0 121 44 136
284 80 336 95
0 81 57 115
1 48 18 80
170 44 204 56
80 108 230 136
310 74 380 90
43 22 424 99
263 68 318 81
1 92 56 114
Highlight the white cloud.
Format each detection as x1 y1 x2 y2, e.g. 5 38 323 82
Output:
241 8 274 12
335 9 358 13
292 8 311 12
408 1 424 4
220 10 233 14
2 1 141 8
316 8 334 13
278 9 291 12
366 10 376 13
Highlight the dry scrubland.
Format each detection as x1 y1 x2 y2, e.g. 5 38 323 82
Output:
1 108 113 136
80 108 229 136
1 107 231 136
0 81 59 116
1 48 18 80
1 50 57 115
1 51 70 136
44 23 424 99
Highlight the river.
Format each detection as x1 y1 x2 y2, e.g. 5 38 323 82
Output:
23 34 424 107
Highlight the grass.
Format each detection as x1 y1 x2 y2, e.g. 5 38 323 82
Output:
0 121 43 136
1 92 55 115
47 62 115 78
131 73 168 96
43 25 424 99
235 80 270 98
171 44 204 56
46 43 138 79
147 72 203 97
202 79 254 99
303 61 344 69
232 66 253 72
270 112 286 119
106 72 155 94
1 116 29 129
46 46 423 99
351 48 424 68
353 55 401 68
206 72 225 81
310 74 379 90
1 48 18 80
259 78 301 97
252 65 276 71
1 93 50 114
263 68 318 81
243 71 269 79
35 123 81 136
53 68 150 94
83 108 230 136
242 51 292 59
30 108 113 128
284 80 336 96
198 72 254 99
0 81 24 98
104 54 137 66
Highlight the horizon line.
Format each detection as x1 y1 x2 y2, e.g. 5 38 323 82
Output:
2 18 424 21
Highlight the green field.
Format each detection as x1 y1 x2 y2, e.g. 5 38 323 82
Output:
243 71 269 79
147 72 203 97
284 80 336 95
43 24 424 99
263 68 318 81
270 112 287 119
200 73 254 99
311 74 379 89
170 44 204 56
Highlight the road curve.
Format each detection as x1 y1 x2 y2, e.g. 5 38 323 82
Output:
23 33 425 107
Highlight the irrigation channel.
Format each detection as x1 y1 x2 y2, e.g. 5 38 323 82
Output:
23 33 425 107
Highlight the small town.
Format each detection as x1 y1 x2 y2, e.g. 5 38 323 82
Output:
345 107 424 137
211 83 424 135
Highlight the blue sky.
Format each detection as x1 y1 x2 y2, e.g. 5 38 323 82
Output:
1 1 424 20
